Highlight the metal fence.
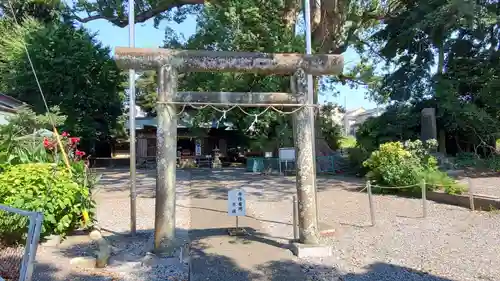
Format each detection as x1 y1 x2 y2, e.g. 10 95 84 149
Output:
246 155 348 175
0 205 43 281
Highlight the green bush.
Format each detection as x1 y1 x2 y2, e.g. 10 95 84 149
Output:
454 152 500 171
423 170 466 195
454 152 479 168
340 136 357 149
363 140 464 194
0 163 95 244
347 147 370 176
363 142 423 186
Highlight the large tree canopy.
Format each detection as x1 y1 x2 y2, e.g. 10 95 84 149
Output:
68 0 392 54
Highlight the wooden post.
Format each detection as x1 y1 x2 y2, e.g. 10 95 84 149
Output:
421 180 427 218
292 195 299 241
468 177 475 211
367 181 375 226
154 65 178 254
292 68 319 244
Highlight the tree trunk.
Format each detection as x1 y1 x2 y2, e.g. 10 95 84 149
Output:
313 76 335 156
438 129 446 154
436 42 447 155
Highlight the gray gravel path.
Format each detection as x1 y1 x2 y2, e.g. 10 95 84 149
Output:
206 169 500 281
458 176 500 199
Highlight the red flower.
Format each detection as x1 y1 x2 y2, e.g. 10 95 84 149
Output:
43 138 54 149
75 150 85 157
61 131 69 137
69 137 80 145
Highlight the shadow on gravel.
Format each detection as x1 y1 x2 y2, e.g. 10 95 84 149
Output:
178 204 293 226
32 226 457 281
189 251 457 281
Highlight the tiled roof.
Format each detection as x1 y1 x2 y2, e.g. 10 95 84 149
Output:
0 93 25 109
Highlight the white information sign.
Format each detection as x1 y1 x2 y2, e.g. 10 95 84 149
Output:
279 147 296 161
227 189 246 216
195 143 201 156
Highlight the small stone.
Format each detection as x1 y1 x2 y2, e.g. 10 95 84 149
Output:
70 256 97 269
89 229 111 268
141 252 157 267
89 229 103 241
96 240 111 268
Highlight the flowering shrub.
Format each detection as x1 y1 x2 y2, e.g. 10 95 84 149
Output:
363 142 424 187
0 163 95 244
0 132 97 244
43 131 86 163
363 139 465 194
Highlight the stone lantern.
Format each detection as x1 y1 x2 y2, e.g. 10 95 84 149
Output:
212 147 222 169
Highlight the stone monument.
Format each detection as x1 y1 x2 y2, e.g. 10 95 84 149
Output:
421 108 437 142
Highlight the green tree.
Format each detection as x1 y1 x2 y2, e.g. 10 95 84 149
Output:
0 17 125 148
0 0 66 23
135 70 158 115
359 0 500 155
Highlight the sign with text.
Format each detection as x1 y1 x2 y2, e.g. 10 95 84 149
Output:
279 147 295 161
227 189 246 216
195 143 201 156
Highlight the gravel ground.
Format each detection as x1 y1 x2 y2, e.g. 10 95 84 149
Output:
33 169 191 281
210 170 500 281
31 168 500 281
458 176 500 199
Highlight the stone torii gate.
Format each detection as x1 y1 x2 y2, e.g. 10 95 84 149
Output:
115 47 343 253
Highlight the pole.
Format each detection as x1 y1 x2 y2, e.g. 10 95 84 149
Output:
421 180 427 218
344 96 348 136
154 65 178 253
468 177 475 211
367 181 375 226
128 0 137 234
292 68 319 244
292 196 299 241
303 0 319 230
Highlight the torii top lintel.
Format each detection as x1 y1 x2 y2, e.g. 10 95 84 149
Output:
114 47 343 76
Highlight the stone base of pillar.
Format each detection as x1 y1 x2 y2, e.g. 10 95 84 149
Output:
288 242 333 258
318 222 336 237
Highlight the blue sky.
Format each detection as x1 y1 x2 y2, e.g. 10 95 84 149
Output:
80 15 377 110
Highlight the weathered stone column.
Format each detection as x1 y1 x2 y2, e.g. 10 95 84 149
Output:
154 65 178 254
292 68 319 245
421 108 437 142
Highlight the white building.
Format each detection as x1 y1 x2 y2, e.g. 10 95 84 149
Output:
342 107 383 136
0 94 26 125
